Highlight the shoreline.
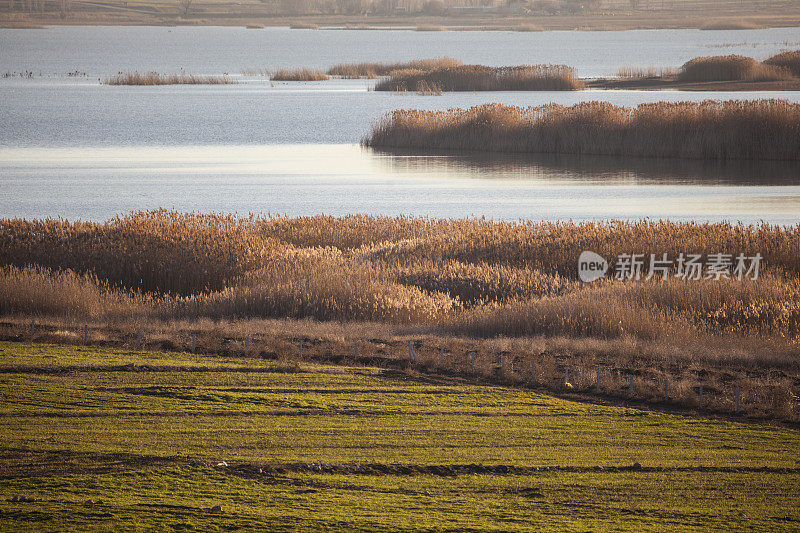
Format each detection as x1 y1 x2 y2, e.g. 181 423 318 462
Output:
3 11 800 31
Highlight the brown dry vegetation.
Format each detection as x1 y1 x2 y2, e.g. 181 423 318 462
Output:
598 52 800 90
326 57 462 78
364 100 800 160
270 67 329 81
700 19 762 30
677 55 792 82
615 66 678 79
1 210 798 420
288 22 319 29
1 211 799 335
513 23 543 31
103 71 236 85
374 64 584 91
764 49 800 77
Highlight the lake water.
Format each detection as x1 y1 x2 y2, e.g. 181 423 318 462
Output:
1 25 800 223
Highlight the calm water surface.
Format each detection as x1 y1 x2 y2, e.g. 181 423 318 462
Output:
1 26 799 223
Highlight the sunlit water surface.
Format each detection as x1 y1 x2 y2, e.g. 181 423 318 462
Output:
1 26 799 223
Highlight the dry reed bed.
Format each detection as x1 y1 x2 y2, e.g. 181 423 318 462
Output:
374 64 584 92
2 211 798 420
615 66 678 79
326 57 462 79
677 55 792 83
270 67 329 81
1 211 799 336
612 52 800 84
764 50 800 77
364 100 800 160
103 71 236 85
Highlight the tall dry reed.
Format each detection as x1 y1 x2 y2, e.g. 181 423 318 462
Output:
363 100 800 160
270 67 329 81
764 49 800 77
103 71 236 85
326 57 462 79
677 55 791 82
374 64 584 91
1 211 798 340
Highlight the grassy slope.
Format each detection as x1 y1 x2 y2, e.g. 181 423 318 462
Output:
0 341 798 531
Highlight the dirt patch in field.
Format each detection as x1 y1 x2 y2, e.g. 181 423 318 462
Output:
224 461 800 479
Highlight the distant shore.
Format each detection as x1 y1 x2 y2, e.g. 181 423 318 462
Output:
3 9 800 31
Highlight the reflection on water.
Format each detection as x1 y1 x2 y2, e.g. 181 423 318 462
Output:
1 144 798 224
370 147 800 186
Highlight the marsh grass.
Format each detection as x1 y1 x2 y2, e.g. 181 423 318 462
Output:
364 100 800 160
415 24 446 31
103 71 236 85
270 67 329 81
677 55 792 82
2 211 799 419
326 57 462 79
374 64 584 92
615 66 678 79
289 22 319 29
764 49 800 77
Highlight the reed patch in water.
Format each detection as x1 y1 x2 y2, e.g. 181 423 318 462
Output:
270 67 329 81
327 57 462 79
363 100 800 160
103 71 236 85
764 49 800 77
677 55 792 82
615 66 678 79
374 64 583 92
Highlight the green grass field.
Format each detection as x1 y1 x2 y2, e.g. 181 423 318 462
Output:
0 341 798 531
